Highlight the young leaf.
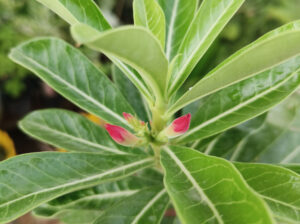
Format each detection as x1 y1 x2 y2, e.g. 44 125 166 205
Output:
19 109 141 155
9 38 134 128
36 0 111 31
133 0 166 48
0 152 153 223
93 187 169 224
169 20 300 114
176 55 300 143
71 24 169 101
168 0 245 96
235 163 300 223
158 0 198 60
36 0 154 103
161 146 274 224
112 65 150 122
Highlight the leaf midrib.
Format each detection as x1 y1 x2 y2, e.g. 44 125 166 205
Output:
169 0 235 94
20 121 125 154
11 49 129 127
131 189 167 224
0 158 153 211
164 147 224 224
177 67 300 142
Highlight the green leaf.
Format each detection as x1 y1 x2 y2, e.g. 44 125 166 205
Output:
235 163 300 223
93 187 169 224
112 65 150 122
35 207 101 224
158 0 198 61
176 55 300 143
36 0 153 103
36 0 111 31
71 24 168 101
283 165 300 175
169 20 300 114
19 109 140 155
195 95 300 162
161 146 274 224
133 0 166 48
257 95 300 164
167 0 245 96
9 38 134 128
33 175 160 222
0 152 153 223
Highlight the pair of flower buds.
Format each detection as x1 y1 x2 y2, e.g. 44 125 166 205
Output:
105 113 191 147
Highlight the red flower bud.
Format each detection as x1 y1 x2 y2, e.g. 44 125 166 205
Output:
164 113 191 138
105 124 140 146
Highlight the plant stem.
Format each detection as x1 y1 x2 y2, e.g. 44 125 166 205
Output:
151 144 162 169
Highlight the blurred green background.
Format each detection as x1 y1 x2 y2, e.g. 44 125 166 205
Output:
0 0 299 223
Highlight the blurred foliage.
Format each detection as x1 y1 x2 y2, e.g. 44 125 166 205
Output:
187 0 300 87
0 0 68 98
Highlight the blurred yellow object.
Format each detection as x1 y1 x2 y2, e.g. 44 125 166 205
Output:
56 112 104 152
81 112 105 126
0 130 16 160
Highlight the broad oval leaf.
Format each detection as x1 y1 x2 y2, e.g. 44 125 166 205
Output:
93 187 169 224
158 0 198 60
36 0 111 31
9 38 133 128
36 0 154 104
169 21 300 114
176 55 300 143
167 0 245 96
19 109 141 155
235 163 300 223
161 146 274 224
133 0 166 48
71 24 168 100
0 152 153 223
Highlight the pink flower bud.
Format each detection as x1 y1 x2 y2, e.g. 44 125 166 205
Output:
105 124 140 146
164 114 191 138
123 112 134 121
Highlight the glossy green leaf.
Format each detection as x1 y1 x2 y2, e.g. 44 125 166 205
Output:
196 95 300 162
158 0 198 60
36 0 111 31
168 0 245 96
9 38 134 128
133 0 166 48
257 95 300 164
36 0 153 103
33 175 160 222
169 21 300 114
94 187 169 224
161 146 274 224
0 152 153 223
19 109 140 155
112 65 150 122
176 55 300 143
235 163 300 223
71 24 168 100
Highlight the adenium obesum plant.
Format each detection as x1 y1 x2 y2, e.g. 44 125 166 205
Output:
1 0 300 223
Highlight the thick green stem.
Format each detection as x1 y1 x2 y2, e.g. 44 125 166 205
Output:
151 101 168 134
